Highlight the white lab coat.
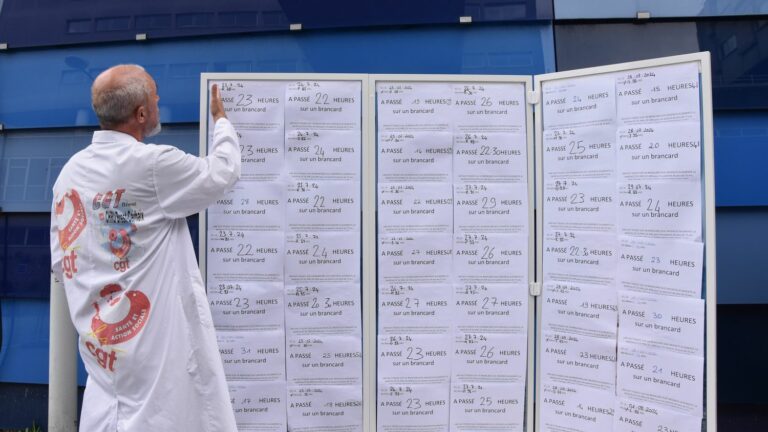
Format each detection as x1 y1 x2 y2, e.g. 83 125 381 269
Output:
50 118 241 431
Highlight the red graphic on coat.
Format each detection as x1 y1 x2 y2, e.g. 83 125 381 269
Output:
91 283 151 346
109 226 135 259
55 189 87 250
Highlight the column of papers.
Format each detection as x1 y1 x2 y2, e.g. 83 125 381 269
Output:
376 81 530 432
539 62 705 432
207 80 363 431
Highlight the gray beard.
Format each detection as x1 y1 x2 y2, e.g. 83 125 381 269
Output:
146 121 162 138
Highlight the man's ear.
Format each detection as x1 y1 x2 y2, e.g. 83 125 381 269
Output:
136 105 147 124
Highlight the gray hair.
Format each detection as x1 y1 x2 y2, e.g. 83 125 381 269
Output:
91 64 152 128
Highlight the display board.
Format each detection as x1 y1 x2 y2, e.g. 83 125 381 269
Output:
200 52 715 432
534 53 716 432
199 74 370 432
371 76 536 432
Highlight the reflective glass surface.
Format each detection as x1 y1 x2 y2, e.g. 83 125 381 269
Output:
0 125 199 212
0 214 50 299
0 24 555 129
0 0 552 49
0 298 88 384
555 0 768 19
555 20 768 109
714 112 768 207
716 207 768 304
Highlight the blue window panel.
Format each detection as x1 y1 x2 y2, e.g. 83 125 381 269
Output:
0 125 198 212
0 214 50 299
718 305 768 404
714 112 768 207
554 20 768 110
716 207 768 304
0 0 552 49
555 0 768 19
0 298 87 385
0 24 555 129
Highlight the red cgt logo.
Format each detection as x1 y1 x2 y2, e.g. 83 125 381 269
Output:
91 283 151 346
55 189 87 250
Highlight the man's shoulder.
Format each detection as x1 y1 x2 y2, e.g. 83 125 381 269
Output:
141 142 188 157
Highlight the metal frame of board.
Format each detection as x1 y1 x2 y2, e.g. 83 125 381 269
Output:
367 74 537 432
197 59 715 431
198 73 373 430
532 52 717 432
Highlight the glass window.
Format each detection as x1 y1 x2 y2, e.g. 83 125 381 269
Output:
0 125 199 212
0 24 555 129
555 0 768 19
0 214 50 299
716 207 768 304
0 0 552 49
0 298 88 385
555 20 768 109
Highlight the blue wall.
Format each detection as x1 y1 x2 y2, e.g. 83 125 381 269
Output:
0 1 767 428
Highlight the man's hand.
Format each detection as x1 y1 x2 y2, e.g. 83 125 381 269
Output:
211 84 227 122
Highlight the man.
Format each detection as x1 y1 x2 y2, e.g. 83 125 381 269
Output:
50 64 240 431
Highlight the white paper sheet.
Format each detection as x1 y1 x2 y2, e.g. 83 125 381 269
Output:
454 183 528 234
540 331 617 392
286 385 363 432
614 398 702 432
378 183 453 234
618 181 702 241
617 123 701 182
543 230 617 287
543 125 616 180
217 330 286 381
378 234 453 285
208 281 285 331
453 283 528 335
285 232 360 284
542 74 616 130
377 383 450 432
378 333 452 385
378 131 453 183
619 291 704 356
451 82 526 133
452 333 527 384
453 132 528 184
214 80 285 128
449 383 525 431
228 381 287 432
286 129 361 181
212 81 285 182
539 383 615 432
377 82 453 132
286 334 362 386
378 284 452 335
285 81 361 131
453 233 528 285
207 182 285 232
542 281 617 339
285 284 361 337
207 230 284 283
286 180 360 232
232 129 286 182
616 62 700 126
543 179 616 234
618 236 704 298
617 345 704 416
